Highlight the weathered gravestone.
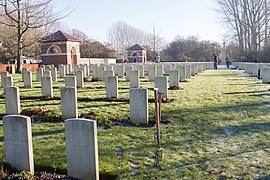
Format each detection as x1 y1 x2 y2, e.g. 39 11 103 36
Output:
3 115 34 174
117 65 125 78
65 76 77 88
21 68 28 83
43 70 51 77
75 70 84 88
262 67 270 83
66 64 71 75
79 66 86 78
134 64 144 77
23 71 32 88
169 70 180 88
155 76 168 99
130 70 140 88
147 66 156 82
5 86 20 115
125 66 134 81
51 67 58 81
61 87 78 119
105 76 118 98
130 88 148 125
45 65 51 71
36 68 44 82
164 63 172 76
185 65 191 79
65 118 99 180
85 64 90 77
74 64 80 72
41 76 53 97
59 64 66 78
91 64 99 79
98 66 106 79
156 64 164 76
1 71 9 87
180 65 186 82
3 76 13 88
190 64 195 76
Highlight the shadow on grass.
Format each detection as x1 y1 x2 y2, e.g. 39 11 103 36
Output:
164 100 270 139
223 90 270 95
32 128 65 137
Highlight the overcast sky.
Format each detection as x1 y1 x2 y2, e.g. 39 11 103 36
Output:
53 0 224 43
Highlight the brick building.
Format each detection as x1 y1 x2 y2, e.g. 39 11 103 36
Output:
38 30 81 69
127 44 147 63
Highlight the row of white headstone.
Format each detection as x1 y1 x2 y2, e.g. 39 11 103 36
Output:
3 62 215 123
232 62 270 84
3 115 99 179
2 62 214 179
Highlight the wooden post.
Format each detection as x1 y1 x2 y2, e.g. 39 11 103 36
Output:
154 88 161 148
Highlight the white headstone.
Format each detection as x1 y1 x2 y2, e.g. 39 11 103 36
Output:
169 70 180 88
3 76 13 88
135 64 144 77
45 65 51 71
85 64 90 77
36 68 43 82
105 76 118 98
65 76 77 88
180 65 186 82
51 67 58 81
164 64 172 76
130 70 140 88
155 76 168 98
186 65 191 79
75 70 84 88
43 70 51 77
59 65 66 78
262 67 270 83
74 64 80 72
41 76 53 97
5 86 20 115
66 64 71 75
65 118 99 180
61 87 78 119
98 66 106 79
117 65 125 78
1 71 9 87
23 71 32 88
125 66 134 81
190 64 195 76
92 64 99 79
130 88 148 125
156 64 164 76
147 66 156 82
3 115 34 174
21 68 28 83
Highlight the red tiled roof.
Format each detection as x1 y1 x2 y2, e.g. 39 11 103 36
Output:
127 44 146 50
38 30 81 42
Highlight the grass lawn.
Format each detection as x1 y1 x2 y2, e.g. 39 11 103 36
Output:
1 69 270 179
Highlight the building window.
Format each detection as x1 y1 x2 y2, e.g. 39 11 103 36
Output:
48 45 61 54
132 52 139 57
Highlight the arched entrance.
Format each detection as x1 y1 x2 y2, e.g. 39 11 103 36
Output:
71 46 77 70
131 52 139 63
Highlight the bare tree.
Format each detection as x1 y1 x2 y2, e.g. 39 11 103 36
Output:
71 29 88 41
0 0 72 72
215 0 270 55
108 21 153 59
